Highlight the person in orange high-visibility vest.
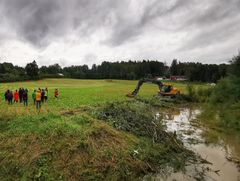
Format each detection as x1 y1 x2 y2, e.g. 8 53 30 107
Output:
36 90 41 110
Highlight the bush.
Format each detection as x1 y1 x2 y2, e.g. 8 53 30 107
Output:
205 54 240 132
210 76 240 104
208 76 240 131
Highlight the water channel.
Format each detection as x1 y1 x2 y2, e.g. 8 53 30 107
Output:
145 107 240 181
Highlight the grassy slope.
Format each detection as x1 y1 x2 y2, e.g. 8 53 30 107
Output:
0 79 205 180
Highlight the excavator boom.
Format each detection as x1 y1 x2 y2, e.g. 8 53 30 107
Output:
127 78 164 97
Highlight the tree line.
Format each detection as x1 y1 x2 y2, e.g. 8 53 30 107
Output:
0 59 229 83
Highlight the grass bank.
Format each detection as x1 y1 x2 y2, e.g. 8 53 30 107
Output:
0 99 201 180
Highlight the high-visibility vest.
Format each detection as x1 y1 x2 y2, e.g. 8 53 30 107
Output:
36 92 41 101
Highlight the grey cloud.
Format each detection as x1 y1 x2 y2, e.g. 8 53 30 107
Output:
180 0 240 50
140 0 193 25
1 0 66 46
84 53 97 65
0 0 120 47
108 0 240 47
107 0 193 46
0 0 195 47
0 0 239 60
185 0 240 27
180 20 240 51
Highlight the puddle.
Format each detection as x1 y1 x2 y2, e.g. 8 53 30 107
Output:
148 107 240 181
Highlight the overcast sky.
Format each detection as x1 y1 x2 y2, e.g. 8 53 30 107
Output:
0 0 239 67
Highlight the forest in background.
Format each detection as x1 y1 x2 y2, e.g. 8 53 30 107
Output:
0 59 228 83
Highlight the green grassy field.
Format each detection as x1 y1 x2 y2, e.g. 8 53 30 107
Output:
0 79 206 180
0 79 206 113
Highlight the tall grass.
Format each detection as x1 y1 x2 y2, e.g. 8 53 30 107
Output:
207 76 240 131
202 55 240 132
178 84 213 102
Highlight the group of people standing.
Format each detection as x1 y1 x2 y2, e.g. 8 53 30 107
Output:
4 88 29 106
4 88 59 110
32 88 48 109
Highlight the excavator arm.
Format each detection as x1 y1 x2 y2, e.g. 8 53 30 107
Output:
127 78 164 97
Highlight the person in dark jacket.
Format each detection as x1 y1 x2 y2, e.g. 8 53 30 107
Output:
4 90 8 102
10 91 13 104
22 89 28 106
41 89 45 103
7 90 13 105
19 88 23 103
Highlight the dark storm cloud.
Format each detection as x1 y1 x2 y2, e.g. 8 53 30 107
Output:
0 0 120 47
0 0 66 46
0 0 239 51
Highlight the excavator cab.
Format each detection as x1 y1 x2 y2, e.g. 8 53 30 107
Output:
159 84 180 97
161 84 172 93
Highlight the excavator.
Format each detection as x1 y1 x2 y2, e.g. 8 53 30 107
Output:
127 78 180 98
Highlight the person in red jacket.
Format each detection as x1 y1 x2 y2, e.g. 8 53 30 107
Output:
54 89 58 98
13 90 19 103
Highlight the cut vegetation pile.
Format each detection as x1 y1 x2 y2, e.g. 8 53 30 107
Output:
95 100 175 143
91 99 201 173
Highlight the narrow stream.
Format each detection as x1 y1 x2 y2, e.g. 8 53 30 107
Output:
146 107 240 181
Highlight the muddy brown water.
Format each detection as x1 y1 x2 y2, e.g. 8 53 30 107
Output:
144 107 240 181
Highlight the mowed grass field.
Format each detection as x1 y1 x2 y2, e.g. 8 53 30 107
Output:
0 79 207 180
